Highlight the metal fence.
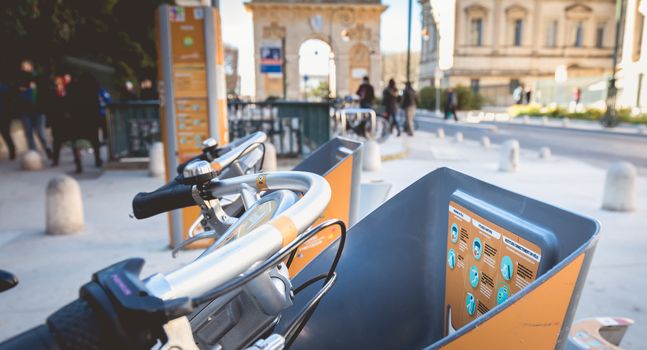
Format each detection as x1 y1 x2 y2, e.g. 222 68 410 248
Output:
107 101 161 160
107 100 333 160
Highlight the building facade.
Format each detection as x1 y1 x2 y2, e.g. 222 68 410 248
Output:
420 0 617 106
245 0 386 101
618 0 647 112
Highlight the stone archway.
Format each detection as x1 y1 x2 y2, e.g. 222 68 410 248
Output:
245 0 386 101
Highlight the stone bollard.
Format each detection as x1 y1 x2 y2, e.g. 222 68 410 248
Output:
539 146 551 159
21 150 43 171
46 175 84 235
261 141 277 171
148 142 165 177
523 116 530 124
542 116 549 125
363 140 382 172
437 128 445 139
481 136 491 149
638 125 647 135
454 132 464 143
499 140 520 172
602 161 636 212
562 117 570 127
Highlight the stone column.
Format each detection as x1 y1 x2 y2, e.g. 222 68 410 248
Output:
336 53 350 97
285 53 300 100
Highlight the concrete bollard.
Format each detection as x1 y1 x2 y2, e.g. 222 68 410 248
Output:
638 125 647 135
542 116 549 125
523 116 530 124
437 128 445 139
261 141 277 171
499 140 520 172
602 161 636 212
21 150 43 171
481 136 491 149
539 146 551 159
454 132 464 143
46 175 84 235
562 117 570 127
148 142 165 177
363 140 382 172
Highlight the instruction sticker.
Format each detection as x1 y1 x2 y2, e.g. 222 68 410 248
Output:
444 201 542 334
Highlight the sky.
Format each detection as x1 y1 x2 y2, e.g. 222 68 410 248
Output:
220 0 423 97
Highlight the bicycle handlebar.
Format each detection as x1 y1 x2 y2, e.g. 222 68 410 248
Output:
131 179 194 219
145 171 331 300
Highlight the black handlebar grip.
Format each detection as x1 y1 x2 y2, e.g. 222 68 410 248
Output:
0 325 59 350
132 180 195 219
46 299 101 350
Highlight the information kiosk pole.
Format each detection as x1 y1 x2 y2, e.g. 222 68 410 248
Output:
156 5 228 248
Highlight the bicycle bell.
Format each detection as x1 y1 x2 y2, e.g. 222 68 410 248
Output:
182 160 216 185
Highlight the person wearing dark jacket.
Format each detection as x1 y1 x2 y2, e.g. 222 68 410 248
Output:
445 87 458 122
401 82 418 136
0 82 17 160
60 74 103 173
382 78 401 137
356 76 375 109
16 60 52 157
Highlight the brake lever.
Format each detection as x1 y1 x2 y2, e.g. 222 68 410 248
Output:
172 230 219 258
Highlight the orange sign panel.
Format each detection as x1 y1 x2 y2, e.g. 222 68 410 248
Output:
444 201 542 333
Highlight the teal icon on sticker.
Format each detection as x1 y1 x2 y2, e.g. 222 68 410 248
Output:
466 292 476 316
497 284 510 305
469 265 479 288
450 223 458 243
472 237 482 260
447 248 456 269
183 36 194 47
500 255 514 281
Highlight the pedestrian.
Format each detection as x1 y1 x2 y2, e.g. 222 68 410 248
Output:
16 59 52 157
0 82 16 160
445 87 458 122
356 76 375 109
97 85 111 143
382 78 401 137
401 81 418 136
121 80 137 101
139 78 158 100
524 87 532 104
49 75 71 167
571 87 582 112
512 84 524 105
65 74 104 173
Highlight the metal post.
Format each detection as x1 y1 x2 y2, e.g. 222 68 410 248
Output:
282 37 287 100
602 0 626 127
406 0 413 83
430 3 441 116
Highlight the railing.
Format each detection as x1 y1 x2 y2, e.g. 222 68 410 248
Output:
107 100 333 160
106 101 162 160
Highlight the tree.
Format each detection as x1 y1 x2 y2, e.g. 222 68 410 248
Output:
0 0 172 85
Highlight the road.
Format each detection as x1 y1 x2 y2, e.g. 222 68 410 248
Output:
416 117 647 175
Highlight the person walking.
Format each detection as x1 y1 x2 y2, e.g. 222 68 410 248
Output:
0 82 17 160
49 75 72 167
512 84 524 105
356 76 375 109
445 87 458 122
382 79 401 137
16 60 52 157
401 81 418 136
65 74 104 173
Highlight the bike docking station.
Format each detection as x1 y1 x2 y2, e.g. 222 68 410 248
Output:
156 4 229 249
280 167 601 349
288 137 363 277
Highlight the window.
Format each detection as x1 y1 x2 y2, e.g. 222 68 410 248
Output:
470 18 483 46
574 21 584 47
596 23 605 48
470 79 480 93
514 19 523 46
546 20 558 47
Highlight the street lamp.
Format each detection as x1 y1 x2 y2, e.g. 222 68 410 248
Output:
601 0 626 127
